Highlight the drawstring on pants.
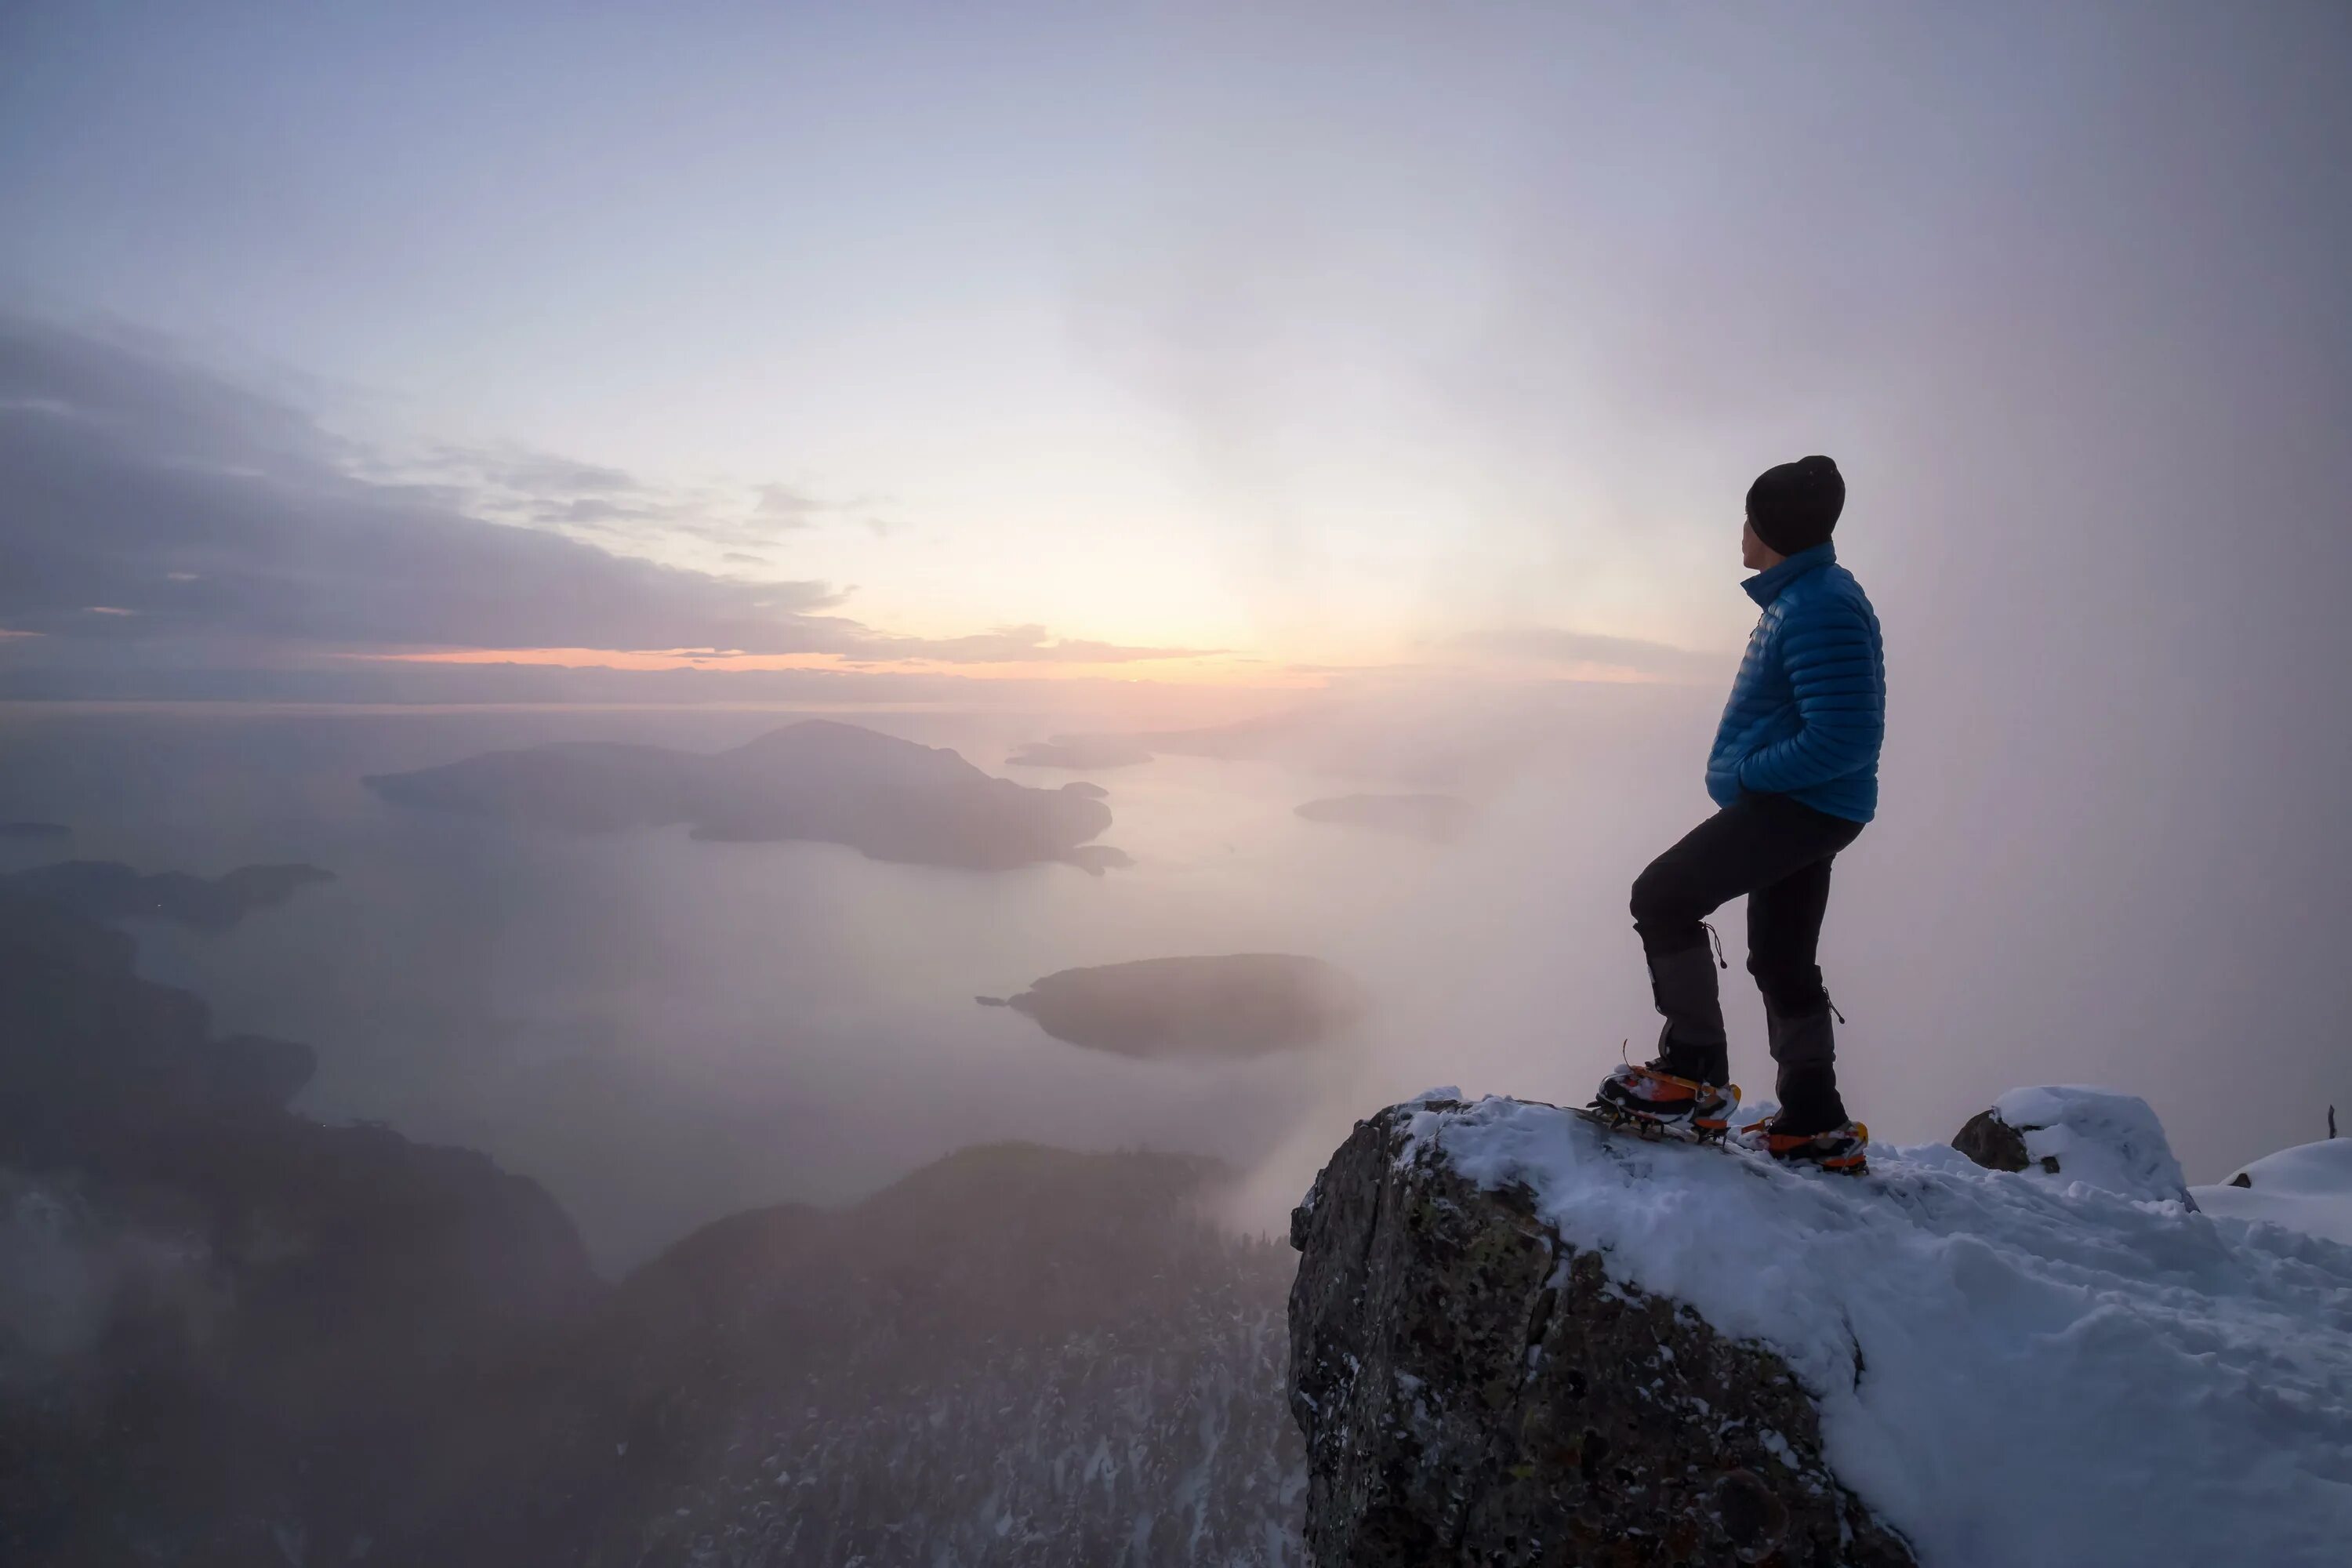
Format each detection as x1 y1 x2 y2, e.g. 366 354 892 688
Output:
1700 920 1728 971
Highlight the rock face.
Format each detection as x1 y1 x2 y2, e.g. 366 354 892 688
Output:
368 718 1119 870
1287 1104 1915 1567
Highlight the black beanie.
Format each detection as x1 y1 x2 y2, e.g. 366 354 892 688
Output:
1745 455 1845 557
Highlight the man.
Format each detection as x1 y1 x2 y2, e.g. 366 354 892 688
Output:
1594 454 1885 1172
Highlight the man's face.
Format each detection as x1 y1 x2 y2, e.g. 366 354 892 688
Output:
1741 517 1780 571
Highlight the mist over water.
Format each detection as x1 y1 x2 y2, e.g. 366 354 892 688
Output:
3 684 2328 1274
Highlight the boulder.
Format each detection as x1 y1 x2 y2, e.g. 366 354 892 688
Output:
1951 1107 2033 1172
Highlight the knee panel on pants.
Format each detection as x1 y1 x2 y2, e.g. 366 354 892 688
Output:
1630 861 1703 932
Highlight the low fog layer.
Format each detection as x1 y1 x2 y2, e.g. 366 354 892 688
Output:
1 684 2339 1272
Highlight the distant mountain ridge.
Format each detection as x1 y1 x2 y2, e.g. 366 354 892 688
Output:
0 886 1300 1565
367 718 1123 872
549 1143 1303 1565
0 886 600 1565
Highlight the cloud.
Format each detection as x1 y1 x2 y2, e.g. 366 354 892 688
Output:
530 496 652 527
1450 627 1725 682
397 440 892 556
0 314 848 655
0 315 1212 675
754 484 823 528
852 623 1221 666
442 447 640 497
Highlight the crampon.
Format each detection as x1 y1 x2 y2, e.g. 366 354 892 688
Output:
1588 1062 1741 1144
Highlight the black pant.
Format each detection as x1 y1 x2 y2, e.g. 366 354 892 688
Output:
1629 793 1862 1076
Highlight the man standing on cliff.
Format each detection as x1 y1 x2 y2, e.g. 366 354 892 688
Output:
1594 456 1885 1172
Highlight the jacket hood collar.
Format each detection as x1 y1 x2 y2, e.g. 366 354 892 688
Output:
1743 541 1837 607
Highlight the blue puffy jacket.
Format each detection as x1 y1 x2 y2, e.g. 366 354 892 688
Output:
1705 542 1885 823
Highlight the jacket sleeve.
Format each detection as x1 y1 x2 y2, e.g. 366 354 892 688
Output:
1736 600 1882 797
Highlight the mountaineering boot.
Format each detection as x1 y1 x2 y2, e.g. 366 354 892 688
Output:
1739 1113 1870 1174
1597 933 1739 1136
1594 1061 1740 1138
1594 1027 1739 1138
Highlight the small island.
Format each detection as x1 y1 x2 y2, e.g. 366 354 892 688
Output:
979 953 1366 1059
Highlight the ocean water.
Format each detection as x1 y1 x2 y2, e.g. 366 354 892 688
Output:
0 703 1576 1268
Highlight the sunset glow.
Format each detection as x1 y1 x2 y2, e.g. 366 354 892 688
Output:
361 644 1334 688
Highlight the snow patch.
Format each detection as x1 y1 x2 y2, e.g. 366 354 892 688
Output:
2192 1138 2352 1247
1397 1090 2352 1568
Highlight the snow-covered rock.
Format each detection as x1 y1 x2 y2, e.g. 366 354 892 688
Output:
1290 1098 1914 1567
2194 1137 2352 1247
1291 1092 2352 1568
1953 1085 2193 1206
1991 1085 2193 1203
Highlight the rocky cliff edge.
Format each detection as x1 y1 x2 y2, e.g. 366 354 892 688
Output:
1288 1091 2352 1568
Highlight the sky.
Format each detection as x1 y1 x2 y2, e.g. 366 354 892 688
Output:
5 0 2339 695
4 2 2352 1192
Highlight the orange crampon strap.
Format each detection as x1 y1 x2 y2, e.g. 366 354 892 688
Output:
1628 1067 1700 1103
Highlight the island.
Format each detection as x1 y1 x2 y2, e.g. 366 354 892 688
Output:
1 860 334 931
978 953 1366 1058
366 719 1124 872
